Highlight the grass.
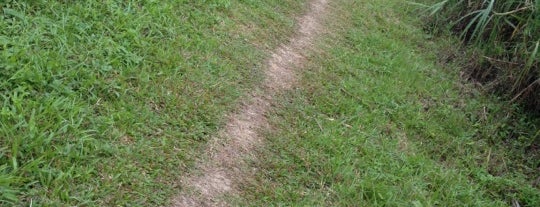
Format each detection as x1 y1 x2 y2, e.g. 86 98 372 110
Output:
0 0 308 206
240 0 540 206
2 0 538 206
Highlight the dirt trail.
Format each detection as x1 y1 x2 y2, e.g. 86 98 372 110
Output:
172 0 329 206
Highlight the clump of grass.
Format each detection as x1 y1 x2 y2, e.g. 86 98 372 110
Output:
417 0 539 113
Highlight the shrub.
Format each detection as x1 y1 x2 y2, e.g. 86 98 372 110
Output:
421 0 539 114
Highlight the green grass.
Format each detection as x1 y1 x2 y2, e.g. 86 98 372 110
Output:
241 0 540 206
0 0 308 206
3 0 538 206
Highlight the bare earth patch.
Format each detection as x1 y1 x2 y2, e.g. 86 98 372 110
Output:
172 0 329 206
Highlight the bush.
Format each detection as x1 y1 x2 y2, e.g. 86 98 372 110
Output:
421 0 539 114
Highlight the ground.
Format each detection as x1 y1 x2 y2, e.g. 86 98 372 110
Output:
1 0 538 206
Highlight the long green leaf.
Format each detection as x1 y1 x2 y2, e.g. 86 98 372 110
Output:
2 8 26 21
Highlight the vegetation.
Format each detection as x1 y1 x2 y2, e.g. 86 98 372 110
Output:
417 0 539 113
241 0 540 206
2 0 538 206
0 0 307 205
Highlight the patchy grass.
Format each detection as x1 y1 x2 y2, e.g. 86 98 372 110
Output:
0 0 307 206
242 0 540 206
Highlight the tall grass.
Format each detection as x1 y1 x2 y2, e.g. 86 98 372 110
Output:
420 0 539 113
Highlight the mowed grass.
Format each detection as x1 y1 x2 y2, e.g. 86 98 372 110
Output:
242 0 540 206
0 0 308 206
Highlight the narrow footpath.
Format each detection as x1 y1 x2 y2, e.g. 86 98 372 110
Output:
172 0 330 206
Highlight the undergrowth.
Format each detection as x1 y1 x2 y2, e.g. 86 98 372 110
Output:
415 0 539 113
